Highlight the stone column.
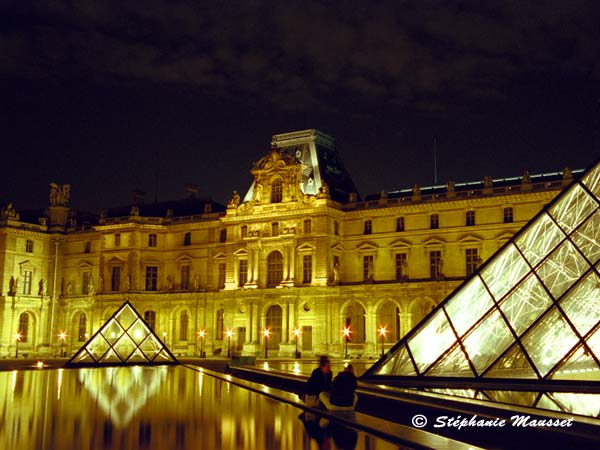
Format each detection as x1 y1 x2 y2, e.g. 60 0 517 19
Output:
283 247 289 281
289 247 295 284
399 312 413 338
282 302 289 343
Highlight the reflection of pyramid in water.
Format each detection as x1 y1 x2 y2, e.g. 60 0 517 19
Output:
366 162 600 382
78 366 168 427
67 301 178 366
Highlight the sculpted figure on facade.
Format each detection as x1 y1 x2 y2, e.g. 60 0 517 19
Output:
87 276 95 295
366 258 375 283
563 167 573 180
332 261 341 285
228 190 241 208
446 181 455 192
254 184 263 203
193 275 200 291
9 276 17 296
49 183 71 206
317 181 330 199
123 273 131 291
483 176 493 189
166 275 174 290
1 202 17 219
97 276 104 293
522 171 531 184
38 279 45 296
130 205 140 216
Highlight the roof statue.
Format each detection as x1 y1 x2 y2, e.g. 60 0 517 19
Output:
49 182 70 206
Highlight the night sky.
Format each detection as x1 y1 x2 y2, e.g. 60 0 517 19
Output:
3 1 600 211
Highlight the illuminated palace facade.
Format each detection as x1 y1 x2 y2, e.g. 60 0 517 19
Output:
0 130 576 358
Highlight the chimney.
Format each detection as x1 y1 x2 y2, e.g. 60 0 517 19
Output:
133 189 146 205
185 183 199 198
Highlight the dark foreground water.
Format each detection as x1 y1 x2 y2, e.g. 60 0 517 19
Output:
0 366 400 450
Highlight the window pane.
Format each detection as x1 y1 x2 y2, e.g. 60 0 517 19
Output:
462 310 514 374
571 211 600 265
407 309 456 374
522 308 580 377
550 345 600 380
535 240 588 299
444 276 494 337
484 343 537 379
516 213 565 267
427 344 473 376
375 345 416 375
549 183 598 234
499 273 553 336
559 271 600 336
481 244 530 301
581 163 600 198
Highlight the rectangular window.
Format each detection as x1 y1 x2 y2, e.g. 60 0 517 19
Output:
114 234 121 247
181 265 191 290
183 232 191 246
430 214 439 229
430 251 442 279
22 270 32 295
363 255 374 282
218 263 226 289
111 266 121 291
82 271 91 294
303 255 312 284
466 210 475 226
238 260 248 286
25 239 34 253
396 217 405 232
303 219 312 234
363 220 372 235
466 248 479 276
144 311 156 331
148 233 157 247
395 253 407 281
271 222 279 237
219 229 227 243
241 225 248 239
334 221 339 235
503 207 514 223
145 266 158 291
84 241 91 253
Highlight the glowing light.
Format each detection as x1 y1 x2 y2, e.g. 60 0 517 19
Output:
226 329 233 338
133 329 142 340
263 328 271 338
293 328 301 337
263 361 269 370
293 362 300 374
15 333 21 341
378 326 387 337
36 361 44 369
342 327 351 338
198 330 206 338
59 331 67 340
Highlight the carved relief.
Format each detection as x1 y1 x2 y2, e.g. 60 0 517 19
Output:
49 183 71 206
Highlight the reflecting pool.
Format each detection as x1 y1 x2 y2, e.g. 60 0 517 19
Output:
258 360 374 377
0 366 399 450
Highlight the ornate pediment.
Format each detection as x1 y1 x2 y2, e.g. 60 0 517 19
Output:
253 148 296 172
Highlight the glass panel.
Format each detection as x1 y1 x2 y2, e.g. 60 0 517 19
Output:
559 271 600 336
407 309 456 374
375 345 416 375
535 240 588 299
572 211 600 264
102 320 125 345
73 350 93 364
550 345 600 380
587 326 600 362
581 163 600 198
99 348 122 363
462 310 514 375
483 390 539 408
516 213 565 267
444 276 494 337
426 344 474 376
522 308 580 377
115 305 138 330
128 319 152 345
545 392 600 417
86 335 110 361
480 244 530 301
536 394 562 413
154 349 173 362
499 273 553 336
549 183 598 234
127 348 149 363
140 334 164 360
484 343 537 378
114 334 136 360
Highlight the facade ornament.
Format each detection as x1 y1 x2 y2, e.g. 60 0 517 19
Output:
253 147 295 171
348 192 357 203
166 275 174 290
228 190 241 208
123 273 131 291
317 182 330 199
446 181 455 192
49 183 71 206
38 279 45 296
130 205 140 216
193 275 200 291
204 202 212 213
563 167 573 180
9 276 17 296
1 202 18 219
436 259 444 280
254 184 263 203
483 176 493 188
412 184 421 196
65 280 72 297
87 277 95 296
366 259 375 283
165 208 174 218
522 171 531 184
97 276 104 293
332 261 341 285
99 209 107 220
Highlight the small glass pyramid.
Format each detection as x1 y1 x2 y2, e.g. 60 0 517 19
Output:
67 301 178 366
365 162 600 382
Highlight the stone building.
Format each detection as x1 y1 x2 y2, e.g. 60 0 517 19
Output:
0 129 577 358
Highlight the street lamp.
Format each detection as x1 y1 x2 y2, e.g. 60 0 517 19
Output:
226 329 233 358
58 331 67 357
15 332 21 358
378 326 387 357
342 327 351 359
293 328 301 359
263 328 271 359
198 330 206 358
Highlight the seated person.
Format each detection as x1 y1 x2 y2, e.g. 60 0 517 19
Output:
319 364 358 411
303 356 332 408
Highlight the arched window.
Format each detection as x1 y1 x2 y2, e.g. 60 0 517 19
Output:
144 310 156 331
267 251 283 288
19 312 30 343
179 311 189 341
216 309 224 340
78 313 87 342
345 302 365 344
271 179 283 203
378 302 400 342
265 305 282 349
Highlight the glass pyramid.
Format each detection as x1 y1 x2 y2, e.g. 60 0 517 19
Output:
365 162 600 383
67 301 178 366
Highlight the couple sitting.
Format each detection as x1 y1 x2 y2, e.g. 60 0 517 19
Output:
303 356 358 411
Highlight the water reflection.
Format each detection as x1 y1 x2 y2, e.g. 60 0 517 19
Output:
257 361 374 377
0 366 399 450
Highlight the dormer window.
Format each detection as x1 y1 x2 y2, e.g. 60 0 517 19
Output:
271 179 283 203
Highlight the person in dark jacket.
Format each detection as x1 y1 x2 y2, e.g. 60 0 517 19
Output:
303 356 332 407
320 364 358 410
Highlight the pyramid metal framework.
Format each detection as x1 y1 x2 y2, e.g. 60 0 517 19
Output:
364 161 600 384
67 301 178 366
